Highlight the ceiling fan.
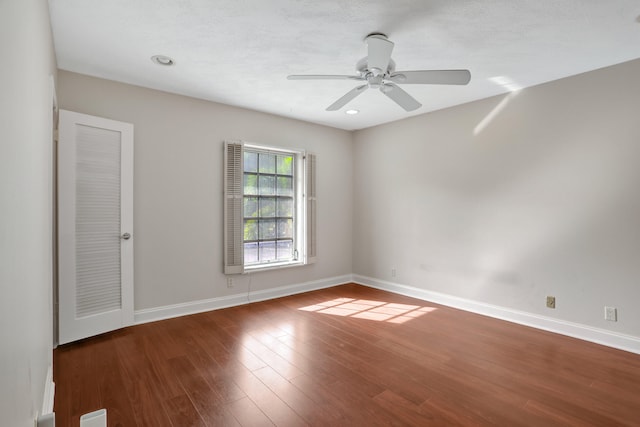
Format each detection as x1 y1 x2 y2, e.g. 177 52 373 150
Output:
287 33 471 112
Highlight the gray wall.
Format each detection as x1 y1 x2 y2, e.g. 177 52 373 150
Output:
58 71 354 311
353 58 640 337
58 58 640 341
0 0 57 425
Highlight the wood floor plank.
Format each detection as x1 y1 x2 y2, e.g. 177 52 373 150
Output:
227 396 275 426
113 332 174 426
287 374 353 425
232 366 308 426
168 355 240 427
522 399 602 427
92 335 139 427
240 332 304 380
326 379 410 427
419 395 485 426
184 346 247 403
164 394 207 427
373 389 449 427
252 365 339 425
54 283 640 426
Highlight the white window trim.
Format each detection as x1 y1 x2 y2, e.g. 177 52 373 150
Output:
224 140 316 274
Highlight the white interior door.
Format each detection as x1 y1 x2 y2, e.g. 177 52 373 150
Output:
58 110 134 344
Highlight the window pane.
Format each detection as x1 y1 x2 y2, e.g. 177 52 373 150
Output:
259 219 276 240
244 219 258 241
259 241 276 262
244 197 258 218
277 176 293 197
276 240 293 260
277 155 293 175
244 173 257 195
259 175 275 195
244 242 258 263
239 148 300 269
259 153 276 174
277 218 293 239
244 151 258 173
259 197 276 217
277 198 293 217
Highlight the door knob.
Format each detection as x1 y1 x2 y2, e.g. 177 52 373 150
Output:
121 232 131 240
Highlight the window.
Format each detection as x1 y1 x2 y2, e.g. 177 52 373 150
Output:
243 149 295 265
224 141 316 274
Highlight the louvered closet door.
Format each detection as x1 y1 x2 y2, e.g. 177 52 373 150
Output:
58 110 134 344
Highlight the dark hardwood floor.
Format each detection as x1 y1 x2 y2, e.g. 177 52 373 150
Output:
54 283 640 426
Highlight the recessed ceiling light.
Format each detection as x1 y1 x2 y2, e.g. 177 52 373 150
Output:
151 55 175 66
345 109 359 115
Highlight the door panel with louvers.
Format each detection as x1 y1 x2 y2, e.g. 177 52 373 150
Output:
75 124 122 317
58 110 134 344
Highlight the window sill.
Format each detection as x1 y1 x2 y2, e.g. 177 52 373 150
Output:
243 260 305 273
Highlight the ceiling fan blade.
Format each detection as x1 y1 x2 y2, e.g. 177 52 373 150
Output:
381 83 421 111
287 74 365 81
366 35 394 73
326 85 368 111
389 70 471 85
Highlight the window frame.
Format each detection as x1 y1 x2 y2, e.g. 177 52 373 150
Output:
242 143 302 271
224 141 316 274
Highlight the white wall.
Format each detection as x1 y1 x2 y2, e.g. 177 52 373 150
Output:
57 71 353 311
0 0 57 425
353 58 640 338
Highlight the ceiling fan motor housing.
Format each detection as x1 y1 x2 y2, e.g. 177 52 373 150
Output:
356 57 396 76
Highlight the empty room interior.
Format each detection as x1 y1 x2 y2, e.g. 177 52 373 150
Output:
3 0 640 426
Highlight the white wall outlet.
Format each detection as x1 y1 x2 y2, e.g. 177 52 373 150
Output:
227 277 234 288
604 306 617 322
391 268 396 278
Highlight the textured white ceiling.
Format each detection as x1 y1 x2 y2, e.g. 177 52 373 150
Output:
49 0 640 130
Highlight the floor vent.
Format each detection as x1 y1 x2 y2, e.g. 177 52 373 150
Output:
80 409 107 427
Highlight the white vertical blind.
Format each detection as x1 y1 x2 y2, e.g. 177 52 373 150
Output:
306 153 317 263
224 141 244 274
75 124 122 317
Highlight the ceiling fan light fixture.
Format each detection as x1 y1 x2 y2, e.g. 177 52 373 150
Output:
345 109 359 115
151 55 175 66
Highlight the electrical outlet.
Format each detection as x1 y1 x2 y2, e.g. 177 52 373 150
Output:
605 306 617 322
546 296 556 309
391 268 396 278
227 277 234 288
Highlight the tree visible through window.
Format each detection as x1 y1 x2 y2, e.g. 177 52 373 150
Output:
243 149 296 265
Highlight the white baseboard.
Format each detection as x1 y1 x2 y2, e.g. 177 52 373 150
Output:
353 274 640 355
42 365 55 415
134 274 352 325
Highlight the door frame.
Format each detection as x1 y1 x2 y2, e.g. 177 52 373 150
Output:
50 75 59 348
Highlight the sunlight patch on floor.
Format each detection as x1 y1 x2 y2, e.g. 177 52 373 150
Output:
298 298 437 324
